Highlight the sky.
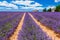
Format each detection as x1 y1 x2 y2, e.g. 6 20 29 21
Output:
0 0 60 12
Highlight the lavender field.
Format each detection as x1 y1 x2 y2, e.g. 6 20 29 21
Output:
0 12 60 40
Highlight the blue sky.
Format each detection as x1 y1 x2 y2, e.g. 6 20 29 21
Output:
0 0 60 12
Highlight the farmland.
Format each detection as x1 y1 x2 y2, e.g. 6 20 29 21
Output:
0 12 60 40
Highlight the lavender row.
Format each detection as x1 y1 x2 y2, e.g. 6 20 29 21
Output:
31 12 60 33
0 12 22 22
18 13 52 40
0 13 23 40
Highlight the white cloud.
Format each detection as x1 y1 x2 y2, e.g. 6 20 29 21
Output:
46 6 56 9
55 0 60 2
19 6 44 11
12 1 34 5
0 1 18 9
12 1 42 7
11 1 43 10
0 0 43 11
34 7 44 10
28 2 42 7
20 6 33 9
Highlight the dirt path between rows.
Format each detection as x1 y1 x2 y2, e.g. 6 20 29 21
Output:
29 13 60 40
9 13 26 40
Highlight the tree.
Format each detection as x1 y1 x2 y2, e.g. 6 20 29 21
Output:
43 8 46 12
55 5 60 12
47 8 51 12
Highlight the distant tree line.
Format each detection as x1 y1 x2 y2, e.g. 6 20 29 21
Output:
55 5 60 12
43 5 60 12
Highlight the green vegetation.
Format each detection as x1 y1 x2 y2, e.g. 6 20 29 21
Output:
4 22 12 31
43 8 52 12
43 4 60 12
47 8 51 12
43 8 46 12
0 22 12 37
55 5 60 12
